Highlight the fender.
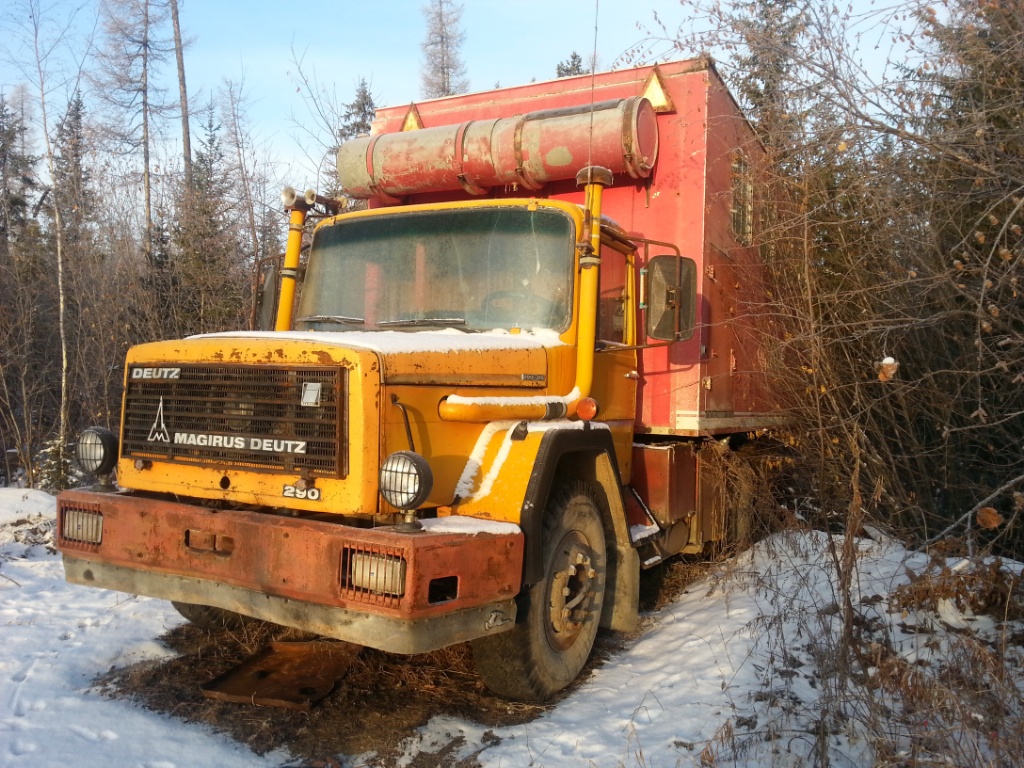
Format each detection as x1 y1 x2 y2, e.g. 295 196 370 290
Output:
519 424 639 632
450 420 639 632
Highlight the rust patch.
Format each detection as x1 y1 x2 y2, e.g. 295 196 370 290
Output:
201 640 361 710
57 490 524 620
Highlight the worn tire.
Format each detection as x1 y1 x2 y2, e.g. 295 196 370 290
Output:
171 601 246 631
471 482 607 702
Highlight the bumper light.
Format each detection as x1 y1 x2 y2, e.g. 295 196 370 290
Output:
75 427 119 476
379 451 433 509
349 553 406 596
62 508 103 544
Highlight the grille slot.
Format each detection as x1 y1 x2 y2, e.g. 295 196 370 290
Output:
58 498 103 551
340 543 407 608
122 365 346 477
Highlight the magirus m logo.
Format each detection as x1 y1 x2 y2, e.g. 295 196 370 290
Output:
147 397 171 442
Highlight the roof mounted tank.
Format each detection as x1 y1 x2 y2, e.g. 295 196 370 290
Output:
337 96 659 200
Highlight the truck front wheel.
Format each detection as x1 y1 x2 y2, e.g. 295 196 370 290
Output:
471 482 607 702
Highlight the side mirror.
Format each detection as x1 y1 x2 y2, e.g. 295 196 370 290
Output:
645 256 696 341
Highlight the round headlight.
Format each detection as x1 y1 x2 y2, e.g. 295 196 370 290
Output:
76 427 119 475
379 451 433 510
224 399 255 431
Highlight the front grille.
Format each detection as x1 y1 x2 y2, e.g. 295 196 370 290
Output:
122 364 346 477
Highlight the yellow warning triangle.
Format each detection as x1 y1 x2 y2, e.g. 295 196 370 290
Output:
642 67 674 113
401 103 424 131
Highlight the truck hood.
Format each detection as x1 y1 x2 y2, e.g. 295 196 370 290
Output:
192 329 559 387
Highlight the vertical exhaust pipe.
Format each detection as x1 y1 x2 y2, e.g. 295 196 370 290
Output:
275 187 310 332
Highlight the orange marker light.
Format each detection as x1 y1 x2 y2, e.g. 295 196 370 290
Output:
577 397 599 421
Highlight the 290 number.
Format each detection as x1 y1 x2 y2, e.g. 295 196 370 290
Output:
283 485 320 501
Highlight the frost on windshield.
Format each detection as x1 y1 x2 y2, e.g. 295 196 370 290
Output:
296 206 574 332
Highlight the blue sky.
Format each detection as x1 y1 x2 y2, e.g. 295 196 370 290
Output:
1 0 908 181
182 0 690 174
186 0 684 106
0 0 691 179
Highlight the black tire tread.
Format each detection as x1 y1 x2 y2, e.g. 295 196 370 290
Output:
471 481 606 701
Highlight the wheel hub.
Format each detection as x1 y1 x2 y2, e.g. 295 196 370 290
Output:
547 532 597 649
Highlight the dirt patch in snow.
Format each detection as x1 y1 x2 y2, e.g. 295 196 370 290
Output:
97 620 545 765
95 553 713 766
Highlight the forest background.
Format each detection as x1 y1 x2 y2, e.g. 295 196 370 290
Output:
1 0 1022 561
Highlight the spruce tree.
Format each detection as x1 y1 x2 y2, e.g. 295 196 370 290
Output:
0 94 37 255
556 52 586 78
51 92 94 251
338 78 377 142
169 102 245 336
420 0 469 98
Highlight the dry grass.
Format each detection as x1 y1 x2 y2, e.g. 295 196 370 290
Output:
857 556 1024 766
94 542 714 765
96 617 633 765
97 620 546 764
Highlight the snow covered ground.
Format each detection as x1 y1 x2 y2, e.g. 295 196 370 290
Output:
2 488 1020 767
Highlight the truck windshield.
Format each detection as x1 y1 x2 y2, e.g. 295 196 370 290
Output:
295 206 574 332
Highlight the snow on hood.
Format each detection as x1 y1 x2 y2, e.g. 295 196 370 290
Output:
192 328 565 355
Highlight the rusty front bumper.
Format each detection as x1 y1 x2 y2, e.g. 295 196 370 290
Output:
57 489 523 654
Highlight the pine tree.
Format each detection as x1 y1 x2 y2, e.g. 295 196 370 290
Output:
729 0 803 151
556 52 586 78
169 102 246 336
51 92 94 251
0 93 47 488
0 93 37 255
92 0 173 267
420 0 469 98
338 78 377 142
168 0 193 188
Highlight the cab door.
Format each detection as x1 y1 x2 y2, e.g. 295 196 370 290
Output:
591 241 638 480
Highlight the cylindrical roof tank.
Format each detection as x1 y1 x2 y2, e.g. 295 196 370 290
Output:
337 96 659 199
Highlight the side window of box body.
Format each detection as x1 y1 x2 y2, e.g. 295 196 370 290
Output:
731 154 753 246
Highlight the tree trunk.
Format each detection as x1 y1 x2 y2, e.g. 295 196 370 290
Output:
30 0 70 488
225 85 260 261
141 0 154 265
169 0 192 189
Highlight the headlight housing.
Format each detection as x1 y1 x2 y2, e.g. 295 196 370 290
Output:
76 427 119 475
224 398 255 431
379 451 433 509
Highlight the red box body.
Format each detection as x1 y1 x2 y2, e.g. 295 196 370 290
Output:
372 60 774 438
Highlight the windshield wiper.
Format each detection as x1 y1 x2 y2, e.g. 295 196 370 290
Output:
297 314 365 325
376 317 467 327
